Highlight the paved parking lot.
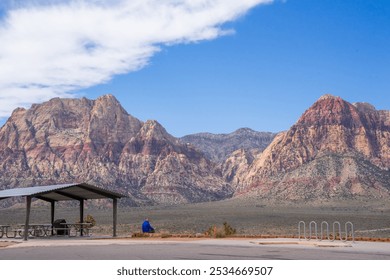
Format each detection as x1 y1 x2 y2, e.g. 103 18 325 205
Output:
1 238 390 260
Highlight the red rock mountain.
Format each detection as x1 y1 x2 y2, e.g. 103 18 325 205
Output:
0 95 232 205
227 94 390 200
1 94 389 204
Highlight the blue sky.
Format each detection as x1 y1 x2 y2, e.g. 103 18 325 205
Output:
0 0 389 136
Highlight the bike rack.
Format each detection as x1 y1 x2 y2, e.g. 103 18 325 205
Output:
344 221 354 242
308 221 318 240
331 221 341 241
298 221 306 241
298 220 354 242
320 221 329 241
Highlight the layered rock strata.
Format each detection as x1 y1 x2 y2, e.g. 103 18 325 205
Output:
0 95 232 205
229 94 390 200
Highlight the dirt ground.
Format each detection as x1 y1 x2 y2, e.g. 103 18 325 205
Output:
0 241 16 247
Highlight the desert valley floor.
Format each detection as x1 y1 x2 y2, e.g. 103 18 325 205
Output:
1 198 389 239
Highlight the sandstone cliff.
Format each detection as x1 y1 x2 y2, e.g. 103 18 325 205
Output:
1 93 389 205
0 95 232 205
230 94 390 200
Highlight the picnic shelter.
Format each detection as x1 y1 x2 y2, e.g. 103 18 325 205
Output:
0 182 127 240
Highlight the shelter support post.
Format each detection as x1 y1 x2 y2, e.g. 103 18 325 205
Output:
113 198 117 237
24 196 32 241
51 201 55 236
80 199 84 236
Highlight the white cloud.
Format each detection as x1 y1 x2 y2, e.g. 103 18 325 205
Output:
0 0 272 118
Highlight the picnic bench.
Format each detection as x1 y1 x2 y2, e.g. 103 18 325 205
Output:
0 224 52 238
59 223 92 237
0 223 92 238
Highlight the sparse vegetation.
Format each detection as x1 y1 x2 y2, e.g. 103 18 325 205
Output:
82 214 96 228
131 232 153 238
205 222 237 238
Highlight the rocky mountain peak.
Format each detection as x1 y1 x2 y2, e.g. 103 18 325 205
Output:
234 127 255 134
123 119 181 156
353 102 377 113
318 93 341 101
88 94 142 144
140 120 174 141
10 107 27 115
94 94 125 112
6 107 27 125
296 94 362 128
274 95 389 170
230 95 390 201
96 93 118 102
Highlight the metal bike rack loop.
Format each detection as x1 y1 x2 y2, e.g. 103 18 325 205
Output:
320 221 329 241
298 221 306 241
308 221 318 240
298 220 354 243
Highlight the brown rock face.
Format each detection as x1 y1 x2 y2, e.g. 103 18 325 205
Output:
0 95 232 205
231 94 390 200
221 148 260 191
118 120 232 204
181 128 275 162
1 93 389 205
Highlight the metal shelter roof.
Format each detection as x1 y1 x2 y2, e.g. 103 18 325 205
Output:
0 183 127 202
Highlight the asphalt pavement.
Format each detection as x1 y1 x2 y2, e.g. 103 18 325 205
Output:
1 237 390 260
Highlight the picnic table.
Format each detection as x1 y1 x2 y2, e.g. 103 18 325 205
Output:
0 224 22 238
1 223 93 238
24 224 52 237
0 225 12 238
0 224 52 238
59 223 92 237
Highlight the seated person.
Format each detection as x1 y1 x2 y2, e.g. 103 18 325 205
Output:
142 218 155 233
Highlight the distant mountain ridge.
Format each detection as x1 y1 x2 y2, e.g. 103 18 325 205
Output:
181 128 276 162
0 93 389 206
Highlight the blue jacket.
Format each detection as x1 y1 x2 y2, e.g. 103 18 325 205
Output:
142 220 154 233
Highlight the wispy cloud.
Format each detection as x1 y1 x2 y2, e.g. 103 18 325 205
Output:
0 0 272 118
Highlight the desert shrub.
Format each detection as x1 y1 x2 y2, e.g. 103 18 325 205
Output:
223 222 236 235
205 222 236 238
86 214 96 226
79 214 96 228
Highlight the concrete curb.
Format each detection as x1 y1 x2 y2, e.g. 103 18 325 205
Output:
251 240 352 247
